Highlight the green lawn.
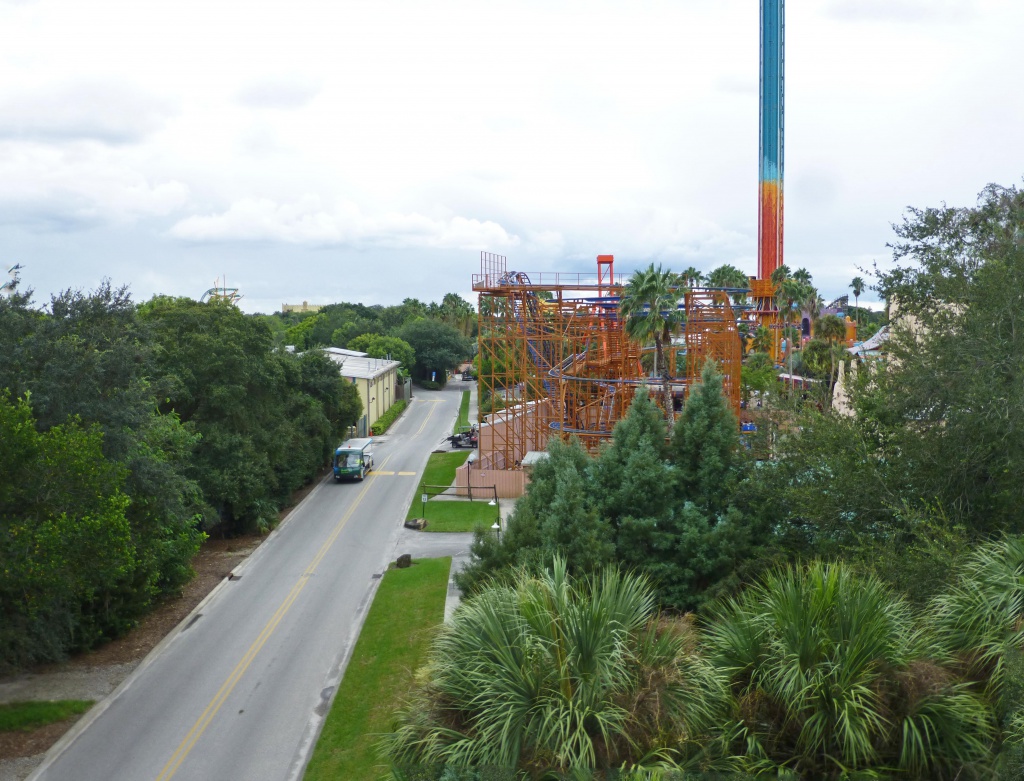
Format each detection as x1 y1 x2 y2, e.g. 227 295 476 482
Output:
453 390 471 434
0 700 93 732
304 557 451 781
407 452 472 520
419 500 500 533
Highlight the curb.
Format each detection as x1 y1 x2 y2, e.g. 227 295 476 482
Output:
25 471 333 780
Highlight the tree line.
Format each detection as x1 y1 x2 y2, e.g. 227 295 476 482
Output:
269 293 474 383
387 181 1024 779
0 284 472 671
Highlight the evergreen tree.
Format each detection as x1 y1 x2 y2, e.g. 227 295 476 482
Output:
671 359 739 516
539 451 614 572
590 388 675 570
455 437 598 594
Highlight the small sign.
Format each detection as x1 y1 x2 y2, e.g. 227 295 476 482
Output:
421 493 428 504
431 371 436 381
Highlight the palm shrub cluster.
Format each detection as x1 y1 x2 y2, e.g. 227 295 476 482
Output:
707 561 993 779
391 554 1024 779
387 557 1015 780
385 559 728 778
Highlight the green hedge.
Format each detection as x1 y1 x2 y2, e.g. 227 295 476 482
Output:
371 400 408 435
416 380 445 391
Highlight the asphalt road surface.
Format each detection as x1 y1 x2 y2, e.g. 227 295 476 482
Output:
31 388 462 781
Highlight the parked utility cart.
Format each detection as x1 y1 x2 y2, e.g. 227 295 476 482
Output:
333 437 375 481
448 425 478 449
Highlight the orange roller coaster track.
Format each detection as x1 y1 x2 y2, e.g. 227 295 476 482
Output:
473 252 743 470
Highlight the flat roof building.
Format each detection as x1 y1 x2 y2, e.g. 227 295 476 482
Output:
323 351 401 435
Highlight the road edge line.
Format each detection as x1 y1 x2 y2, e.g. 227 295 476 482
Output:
25 469 336 780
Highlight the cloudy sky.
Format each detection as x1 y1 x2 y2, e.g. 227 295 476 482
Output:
1 0 1021 313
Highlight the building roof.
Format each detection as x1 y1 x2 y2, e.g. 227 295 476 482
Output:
323 347 368 358
325 351 400 380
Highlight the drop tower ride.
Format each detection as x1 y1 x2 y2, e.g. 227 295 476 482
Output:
751 0 785 352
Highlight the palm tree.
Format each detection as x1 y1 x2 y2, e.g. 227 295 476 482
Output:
813 314 849 396
619 264 681 423
802 286 822 334
384 559 728 776
769 264 791 288
678 266 703 288
775 277 804 386
705 264 746 290
751 324 772 355
706 561 995 779
850 276 865 325
933 537 1024 690
792 266 813 286
438 292 476 337
814 313 846 344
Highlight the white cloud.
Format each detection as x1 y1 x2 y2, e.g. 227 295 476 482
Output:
236 78 320 109
0 83 175 144
0 142 189 229
0 0 1022 310
825 0 975 23
167 197 520 250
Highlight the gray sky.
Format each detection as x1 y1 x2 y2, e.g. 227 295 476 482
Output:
2 0 1021 313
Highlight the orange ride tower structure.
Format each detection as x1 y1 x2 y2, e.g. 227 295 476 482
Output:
751 0 786 358
473 253 740 471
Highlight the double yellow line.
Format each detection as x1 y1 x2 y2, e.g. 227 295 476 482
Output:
155 454 393 781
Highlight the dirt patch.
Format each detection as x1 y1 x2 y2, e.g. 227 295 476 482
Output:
0 470 327 776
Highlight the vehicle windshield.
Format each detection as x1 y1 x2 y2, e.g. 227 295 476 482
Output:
345 453 362 468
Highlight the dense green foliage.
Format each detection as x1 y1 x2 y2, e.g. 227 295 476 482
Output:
399 318 473 383
708 561 993 779
0 283 371 670
138 297 362 533
437 183 1024 775
398 558 1007 780
347 333 416 378
386 560 726 777
0 286 206 669
457 364 772 611
371 399 407 435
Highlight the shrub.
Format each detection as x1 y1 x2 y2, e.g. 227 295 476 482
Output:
706 560 995 779
384 559 728 776
371 400 407 435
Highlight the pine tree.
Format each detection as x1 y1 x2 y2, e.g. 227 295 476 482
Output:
590 388 675 569
671 359 739 517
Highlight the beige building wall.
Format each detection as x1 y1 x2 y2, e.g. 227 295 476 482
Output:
282 301 323 314
346 366 398 428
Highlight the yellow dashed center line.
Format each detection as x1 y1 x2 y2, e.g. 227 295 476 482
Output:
154 453 396 781
414 399 440 436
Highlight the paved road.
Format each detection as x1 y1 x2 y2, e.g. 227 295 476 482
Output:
32 388 462 781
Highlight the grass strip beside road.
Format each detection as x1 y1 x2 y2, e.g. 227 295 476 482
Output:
419 500 500 533
453 390 470 434
408 451 472 514
0 700 93 732
405 451 485 531
304 557 451 781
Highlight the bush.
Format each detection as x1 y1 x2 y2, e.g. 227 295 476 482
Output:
416 380 445 391
371 400 407 435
